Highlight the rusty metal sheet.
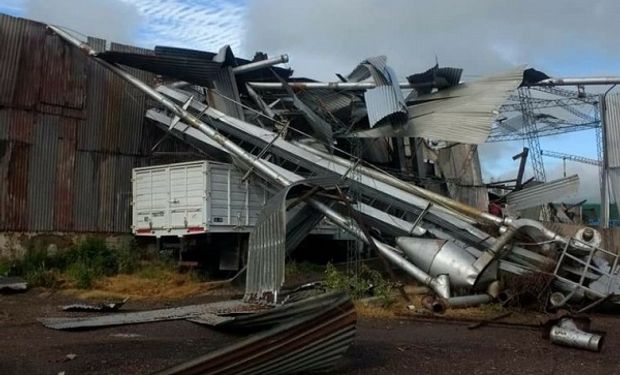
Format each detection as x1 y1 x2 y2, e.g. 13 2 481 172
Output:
5 141 30 230
155 292 356 375
39 32 67 108
0 140 9 229
110 42 153 155
54 117 77 231
77 37 106 152
72 151 101 231
12 20 45 109
0 14 27 105
28 115 60 231
40 300 254 330
36 31 87 113
113 154 135 231
98 154 116 232
8 109 36 142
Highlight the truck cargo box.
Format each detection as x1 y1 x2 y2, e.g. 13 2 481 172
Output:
132 161 267 237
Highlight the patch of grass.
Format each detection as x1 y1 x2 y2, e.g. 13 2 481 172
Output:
324 263 395 305
285 261 325 279
135 260 176 280
6 236 146 289
63 271 213 301
0 259 12 277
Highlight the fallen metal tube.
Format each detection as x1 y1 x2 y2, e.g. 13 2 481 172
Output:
549 318 604 352
535 77 620 86
444 294 493 308
248 81 419 90
248 76 620 91
232 54 289 75
423 293 492 314
48 25 450 299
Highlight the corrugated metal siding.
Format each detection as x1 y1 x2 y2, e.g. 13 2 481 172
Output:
12 20 45 109
5 142 30 230
72 151 100 231
54 117 77 231
78 37 106 153
0 15 27 105
604 94 620 205
27 115 60 230
606 94 620 167
210 67 245 120
0 14 164 233
507 175 580 210
110 42 154 155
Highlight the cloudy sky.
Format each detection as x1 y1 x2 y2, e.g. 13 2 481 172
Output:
1 0 618 202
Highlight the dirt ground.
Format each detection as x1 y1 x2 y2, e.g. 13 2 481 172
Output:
2 289 620 375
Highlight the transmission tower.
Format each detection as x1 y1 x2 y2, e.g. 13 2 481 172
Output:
518 87 546 182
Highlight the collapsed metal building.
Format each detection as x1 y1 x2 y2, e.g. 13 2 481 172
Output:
5 11 620 320
28 15 620 320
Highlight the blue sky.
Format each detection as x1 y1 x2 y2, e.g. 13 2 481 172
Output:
1 0 618 202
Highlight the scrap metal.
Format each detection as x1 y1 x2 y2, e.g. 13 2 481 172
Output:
549 318 604 352
40 300 259 330
0 276 27 292
505 174 580 211
61 298 129 312
155 292 355 375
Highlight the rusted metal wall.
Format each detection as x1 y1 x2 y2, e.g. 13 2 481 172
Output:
0 14 165 233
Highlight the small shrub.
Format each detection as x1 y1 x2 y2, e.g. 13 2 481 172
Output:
324 263 395 304
116 242 140 274
0 259 12 276
136 260 176 280
67 237 118 276
67 262 96 289
25 267 59 288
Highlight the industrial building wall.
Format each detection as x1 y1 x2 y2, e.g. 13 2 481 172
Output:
0 14 160 233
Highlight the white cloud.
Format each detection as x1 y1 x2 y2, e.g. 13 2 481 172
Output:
119 0 246 52
25 0 143 45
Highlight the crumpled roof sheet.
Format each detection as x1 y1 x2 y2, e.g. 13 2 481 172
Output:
155 292 356 375
407 64 463 96
347 56 408 127
506 174 580 210
98 50 223 86
350 66 526 144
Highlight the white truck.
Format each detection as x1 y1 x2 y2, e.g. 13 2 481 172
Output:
131 160 345 270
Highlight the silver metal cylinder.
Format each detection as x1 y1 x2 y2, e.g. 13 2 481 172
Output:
550 318 603 352
232 54 289 75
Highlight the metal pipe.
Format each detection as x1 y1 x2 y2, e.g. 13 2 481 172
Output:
47 25 449 298
232 54 289 75
425 293 491 314
249 76 620 91
535 77 620 86
248 81 417 90
444 294 492 308
549 318 604 352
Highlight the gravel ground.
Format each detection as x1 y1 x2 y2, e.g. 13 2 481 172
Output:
2 289 620 375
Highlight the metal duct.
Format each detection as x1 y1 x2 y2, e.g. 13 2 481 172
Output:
396 237 492 289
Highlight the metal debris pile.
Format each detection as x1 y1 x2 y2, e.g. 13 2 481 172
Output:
45 25 620 354
40 292 356 375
